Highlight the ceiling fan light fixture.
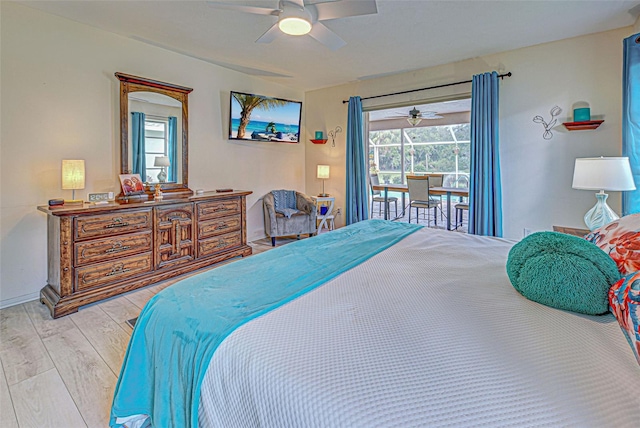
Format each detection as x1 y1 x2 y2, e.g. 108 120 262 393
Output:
279 17 311 35
278 6 312 35
407 117 422 126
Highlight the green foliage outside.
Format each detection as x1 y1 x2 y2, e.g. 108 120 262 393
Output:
370 124 470 184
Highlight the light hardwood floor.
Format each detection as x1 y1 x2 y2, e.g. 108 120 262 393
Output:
0 238 286 428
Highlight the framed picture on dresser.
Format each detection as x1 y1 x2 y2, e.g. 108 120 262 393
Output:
119 173 145 196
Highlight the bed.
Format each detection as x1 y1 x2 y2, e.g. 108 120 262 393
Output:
111 220 640 428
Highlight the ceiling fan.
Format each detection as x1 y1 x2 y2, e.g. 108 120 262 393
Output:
207 0 378 50
388 107 443 126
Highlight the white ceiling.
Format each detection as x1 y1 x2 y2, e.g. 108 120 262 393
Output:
18 0 640 91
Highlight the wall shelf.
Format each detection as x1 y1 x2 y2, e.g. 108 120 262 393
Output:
562 120 604 131
311 139 328 144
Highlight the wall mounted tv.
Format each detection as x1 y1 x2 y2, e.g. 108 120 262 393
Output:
229 91 302 143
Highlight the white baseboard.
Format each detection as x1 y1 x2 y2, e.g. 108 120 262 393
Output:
0 292 39 310
248 234 268 243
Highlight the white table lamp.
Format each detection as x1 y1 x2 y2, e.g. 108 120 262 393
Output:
317 165 330 197
572 157 636 230
154 156 170 183
62 159 85 202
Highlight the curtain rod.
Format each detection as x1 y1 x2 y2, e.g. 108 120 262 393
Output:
341 72 512 104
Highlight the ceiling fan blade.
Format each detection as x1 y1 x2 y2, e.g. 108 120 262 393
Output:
256 23 281 44
206 1 279 16
313 0 377 20
419 111 443 119
308 22 346 50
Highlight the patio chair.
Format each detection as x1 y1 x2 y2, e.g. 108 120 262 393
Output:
425 173 445 221
406 175 441 226
455 202 469 230
369 173 398 218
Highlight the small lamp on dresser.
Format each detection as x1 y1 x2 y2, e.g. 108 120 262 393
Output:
154 156 170 183
61 159 85 203
572 156 636 230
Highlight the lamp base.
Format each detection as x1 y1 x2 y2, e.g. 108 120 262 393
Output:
63 199 84 205
157 168 167 183
584 191 619 231
318 193 329 197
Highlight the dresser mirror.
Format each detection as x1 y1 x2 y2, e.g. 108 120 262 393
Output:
116 72 193 198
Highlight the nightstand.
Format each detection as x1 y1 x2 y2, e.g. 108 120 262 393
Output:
553 225 590 237
313 196 335 233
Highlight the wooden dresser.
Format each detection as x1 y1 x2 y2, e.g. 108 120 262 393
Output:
38 190 252 318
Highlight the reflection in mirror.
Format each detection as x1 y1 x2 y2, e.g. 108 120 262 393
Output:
128 92 183 184
116 72 193 199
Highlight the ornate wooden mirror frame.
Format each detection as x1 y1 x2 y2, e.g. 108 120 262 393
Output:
116 72 193 199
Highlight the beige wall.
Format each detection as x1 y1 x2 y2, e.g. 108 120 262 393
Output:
306 26 635 239
1 2 637 308
0 3 305 307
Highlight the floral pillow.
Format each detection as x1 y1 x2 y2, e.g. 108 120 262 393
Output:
609 271 640 365
585 214 640 275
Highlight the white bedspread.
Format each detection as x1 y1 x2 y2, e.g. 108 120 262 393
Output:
198 227 640 427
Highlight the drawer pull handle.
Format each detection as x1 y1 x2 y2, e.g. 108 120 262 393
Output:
105 218 129 229
216 222 229 230
213 204 237 212
216 240 227 248
105 263 130 277
105 241 130 254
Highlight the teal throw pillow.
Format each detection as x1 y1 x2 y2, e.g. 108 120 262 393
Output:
506 231 621 315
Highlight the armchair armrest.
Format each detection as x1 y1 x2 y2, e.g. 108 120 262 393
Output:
296 192 317 216
263 193 278 235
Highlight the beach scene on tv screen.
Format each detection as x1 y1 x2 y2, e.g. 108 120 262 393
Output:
230 92 301 143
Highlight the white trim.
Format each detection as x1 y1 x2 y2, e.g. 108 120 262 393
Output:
0 292 39 309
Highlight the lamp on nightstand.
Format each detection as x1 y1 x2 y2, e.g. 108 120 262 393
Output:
317 165 330 197
572 156 636 230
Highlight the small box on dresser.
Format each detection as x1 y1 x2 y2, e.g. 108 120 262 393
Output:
38 190 252 318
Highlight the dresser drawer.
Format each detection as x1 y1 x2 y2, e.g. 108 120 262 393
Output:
198 230 242 258
198 214 241 240
197 198 241 221
74 209 152 240
75 252 153 291
74 231 153 266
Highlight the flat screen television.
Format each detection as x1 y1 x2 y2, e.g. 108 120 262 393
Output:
229 91 302 143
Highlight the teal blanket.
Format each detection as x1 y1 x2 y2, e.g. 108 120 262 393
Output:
110 219 422 427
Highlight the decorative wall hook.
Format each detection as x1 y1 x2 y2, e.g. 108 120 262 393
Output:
533 106 562 140
328 126 343 147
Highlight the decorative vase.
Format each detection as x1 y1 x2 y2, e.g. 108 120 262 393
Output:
157 168 167 183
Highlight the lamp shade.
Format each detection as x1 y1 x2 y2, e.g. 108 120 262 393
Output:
317 165 330 179
572 157 636 191
61 160 85 190
154 156 170 167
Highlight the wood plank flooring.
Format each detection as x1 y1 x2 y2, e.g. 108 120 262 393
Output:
0 239 279 427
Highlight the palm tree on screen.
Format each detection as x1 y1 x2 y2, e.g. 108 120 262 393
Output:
233 94 287 139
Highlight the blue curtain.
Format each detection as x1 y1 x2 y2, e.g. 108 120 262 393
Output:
468 71 503 237
168 116 178 182
131 112 146 178
345 96 369 225
623 33 640 215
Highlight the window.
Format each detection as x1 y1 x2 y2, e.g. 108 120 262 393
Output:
367 100 470 187
144 118 168 183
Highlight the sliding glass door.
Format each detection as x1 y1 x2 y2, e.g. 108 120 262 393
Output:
369 123 470 186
